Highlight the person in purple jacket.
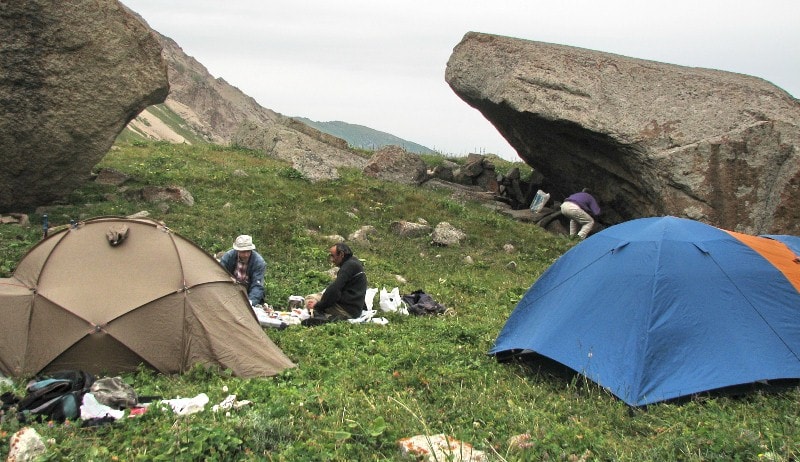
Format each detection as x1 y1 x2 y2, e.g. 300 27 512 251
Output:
560 189 601 239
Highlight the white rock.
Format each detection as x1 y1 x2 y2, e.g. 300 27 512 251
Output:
398 434 487 462
7 427 46 462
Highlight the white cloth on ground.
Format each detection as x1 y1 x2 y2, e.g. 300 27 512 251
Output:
348 309 388 324
81 393 125 420
162 393 209 415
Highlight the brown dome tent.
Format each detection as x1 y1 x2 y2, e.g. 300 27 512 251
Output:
0 216 295 378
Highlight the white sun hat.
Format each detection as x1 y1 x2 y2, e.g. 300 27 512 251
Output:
233 235 256 251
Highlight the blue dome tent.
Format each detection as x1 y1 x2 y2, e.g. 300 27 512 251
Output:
490 216 800 406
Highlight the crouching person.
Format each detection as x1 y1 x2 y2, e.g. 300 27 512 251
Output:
305 243 367 324
219 234 266 306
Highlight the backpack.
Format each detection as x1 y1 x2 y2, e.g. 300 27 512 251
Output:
401 290 448 316
90 377 138 409
16 370 94 422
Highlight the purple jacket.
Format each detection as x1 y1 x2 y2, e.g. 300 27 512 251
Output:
565 192 601 216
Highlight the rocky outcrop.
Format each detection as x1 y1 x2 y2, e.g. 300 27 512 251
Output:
431 222 467 246
232 121 369 181
446 32 800 234
152 32 283 144
363 145 428 185
452 153 499 192
136 29 363 181
390 220 432 238
0 0 169 213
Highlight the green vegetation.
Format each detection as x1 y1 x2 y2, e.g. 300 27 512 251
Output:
116 104 212 145
1 142 798 461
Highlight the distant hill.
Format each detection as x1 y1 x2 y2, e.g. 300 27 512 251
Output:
116 18 437 163
118 29 437 159
293 118 436 155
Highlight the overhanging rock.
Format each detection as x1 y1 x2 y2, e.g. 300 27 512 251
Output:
0 0 169 213
445 32 800 234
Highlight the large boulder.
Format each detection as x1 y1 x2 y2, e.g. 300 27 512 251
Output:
446 32 800 234
0 0 169 213
232 121 369 182
363 145 428 185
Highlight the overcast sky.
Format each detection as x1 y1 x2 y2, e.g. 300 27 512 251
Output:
121 1 799 161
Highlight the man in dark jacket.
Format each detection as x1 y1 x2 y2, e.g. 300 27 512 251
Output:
219 235 267 306
306 243 367 321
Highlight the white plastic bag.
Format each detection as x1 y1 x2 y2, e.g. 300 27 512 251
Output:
163 393 209 416
365 287 378 310
530 189 550 213
379 287 406 313
81 393 125 420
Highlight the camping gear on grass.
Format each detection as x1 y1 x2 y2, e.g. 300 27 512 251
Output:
401 290 447 316
90 376 138 409
379 287 405 313
0 216 295 378
490 216 800 406
16 370 94 422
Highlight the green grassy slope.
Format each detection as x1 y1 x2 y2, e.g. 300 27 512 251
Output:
116 103 212 145
0 142 798 461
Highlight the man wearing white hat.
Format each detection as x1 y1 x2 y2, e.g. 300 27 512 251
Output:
219 235 267 306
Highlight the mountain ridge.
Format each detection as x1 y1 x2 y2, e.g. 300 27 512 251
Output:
121 21 436 156
293 118 436 154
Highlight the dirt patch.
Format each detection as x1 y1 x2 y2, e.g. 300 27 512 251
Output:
127 107 188 143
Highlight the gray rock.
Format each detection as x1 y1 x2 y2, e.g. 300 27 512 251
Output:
348 225 377 243
0 0 169 212
127 186 194 206
500 208 536 222
232 121 368 182
390 220 432 238
6 427 46 462
430 164 455 182
0 213 29 227
398 434 487 462
324 234 346 244
473 169 499 193
446 32 800 234
431 222 466 246
461 158 484 177
95 168 131 186
363 145 428 185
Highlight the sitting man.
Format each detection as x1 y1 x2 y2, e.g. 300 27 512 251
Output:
305 243 367 322
219 235 266 306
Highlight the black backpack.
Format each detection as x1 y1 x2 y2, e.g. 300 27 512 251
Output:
401 290 448 316
16 370 94 422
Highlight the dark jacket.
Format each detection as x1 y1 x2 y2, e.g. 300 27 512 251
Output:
316 255 367 317
219 249 266 305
